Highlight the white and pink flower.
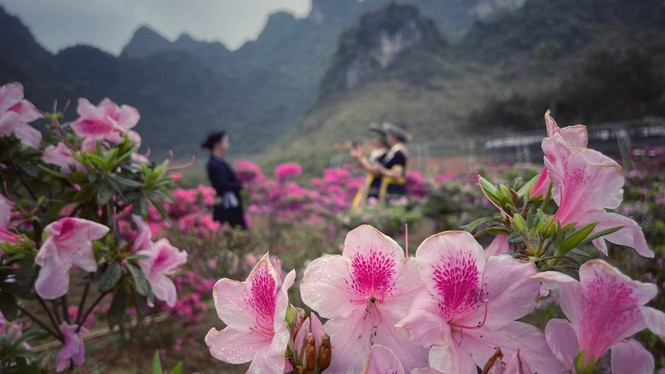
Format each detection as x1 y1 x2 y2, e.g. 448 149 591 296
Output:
71 98 140 151
137 238 187 307
531 110 587 198
35 218 109 299
300 225 427 372
397 231 561 373
535 259 665 373
205 253 295 373
0 82 42 147
543 133 652 257
55 323 88 372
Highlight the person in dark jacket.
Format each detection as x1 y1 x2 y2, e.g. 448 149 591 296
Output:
201 131 247 229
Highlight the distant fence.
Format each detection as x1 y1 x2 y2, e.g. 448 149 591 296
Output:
331 118 665 173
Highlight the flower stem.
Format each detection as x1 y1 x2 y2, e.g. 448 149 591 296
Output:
76 291 110 333
18 304 62 342
36 295 61 333
76 282 90 325
62 295 71 324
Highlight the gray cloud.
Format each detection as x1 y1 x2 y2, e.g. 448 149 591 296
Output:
0 0 311 55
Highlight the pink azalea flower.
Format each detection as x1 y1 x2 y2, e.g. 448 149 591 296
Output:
71 98 140 150
300 225 428 372
534 259 664 373
0 82 42 148
397 231 562 374
205 253 296 373
235 159 265 183
35 218 109 299
55 323 88 372
274 162 302 183
531 110 588 198
137 238 187 307
543 134 653 257
43 143 84 174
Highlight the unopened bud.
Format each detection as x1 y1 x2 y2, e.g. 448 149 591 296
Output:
286 305 297 329
537 216 555 237
511 213 527 235
573 350 595 374
305 333 317 370
498 184 513 205
318 334 332 371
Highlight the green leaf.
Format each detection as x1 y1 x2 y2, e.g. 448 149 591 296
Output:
473 226 511 237
97 182 113 205
112 175 144 189
168 362 183 374
0 291 18 320
517 174 539 198
152 351 163 374
99 262 123 293
14 160 39 177
36 165 69 179
578 226 623 247
127 263 152 299
558 222 598 255
74 183 98 203
149 198 169 220
462 216 499 233
108 286 128 329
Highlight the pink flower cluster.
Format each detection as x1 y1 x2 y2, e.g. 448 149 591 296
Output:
0 82 42 148
274 162 302 182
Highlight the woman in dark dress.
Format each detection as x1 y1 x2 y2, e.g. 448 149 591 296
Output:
201 131 247 229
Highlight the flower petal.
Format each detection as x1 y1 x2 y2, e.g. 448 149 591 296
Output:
361 345 405 374
396 290 450 347
323 310 374 373
35 239 70 299
551 143 624 221
544 318 578 369
13 123 42 148
585 211 653 258
641 306 665 340
131 215 153 254
342 224 405 265
411 368 446 374
0 111 20 136
150 275 177 307
371 307 428 371
502 351 533 374
300 255 356 319
383 257 423 318
577 259 653 359
0 83 23 113
415 231 486 321
461 321 563 374
205 327 269 364
531 270 584 330
610 339 654 374
465 255 539 329
485 234 510 256
428 331 478 374
211 278 257 332
544 110 587 147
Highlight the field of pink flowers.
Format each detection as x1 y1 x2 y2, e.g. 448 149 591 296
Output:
1 82 664 373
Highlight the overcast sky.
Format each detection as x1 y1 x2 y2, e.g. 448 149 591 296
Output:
0 0 311 55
